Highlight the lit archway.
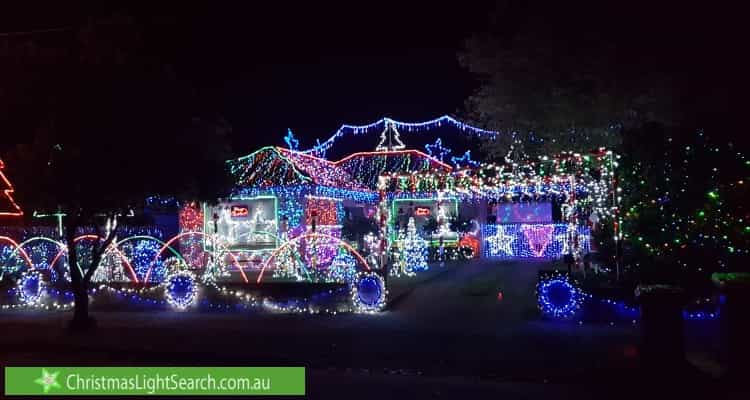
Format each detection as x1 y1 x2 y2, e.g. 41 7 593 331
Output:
0 236 34 271
144 231 249 284
48 235 139 282
257 233 370 284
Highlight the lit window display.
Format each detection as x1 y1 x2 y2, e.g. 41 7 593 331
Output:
207 197 278 250
391 198 459 242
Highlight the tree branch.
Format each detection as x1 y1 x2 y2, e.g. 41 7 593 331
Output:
84 214 118 284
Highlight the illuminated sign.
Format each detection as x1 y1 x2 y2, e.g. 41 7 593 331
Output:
231 205 249 218
415 207 431 216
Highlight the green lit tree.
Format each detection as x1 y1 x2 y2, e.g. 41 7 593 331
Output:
597 123 749 281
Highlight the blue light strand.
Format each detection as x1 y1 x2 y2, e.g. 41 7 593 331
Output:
387 182 584 202
233 185 379 204
451 150 480 168
284 128 300 150
537 274 721 322
302 116 500 157
424 138 452 162
537 273 584 319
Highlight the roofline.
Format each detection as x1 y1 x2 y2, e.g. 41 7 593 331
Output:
227 146 314 184
226 146 278 163
333 149 453 171
275 147 336 165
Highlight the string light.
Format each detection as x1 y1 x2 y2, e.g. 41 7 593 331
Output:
424 138 452 162
374 120 406 151
450 150 479 168
0 159 23 217
483 224 591 259
283 128 299 150
537 274 720 322
396 218 429 274
162 271 198 310
336 150 452 190
617 129 749 272
301 115 500 157
350 271 387 313
16 270 44 306
536 272 583 319
327 249 357 283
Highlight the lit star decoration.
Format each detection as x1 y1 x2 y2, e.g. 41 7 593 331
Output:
0 231 723 320
350 271 387 313
284 128 299 150
450 150 479 169
35 369 61 394
483 224 591 259
487 226 515 256
536 272 583 319
378 149 619 229
522 225 555 257
424 138 452 162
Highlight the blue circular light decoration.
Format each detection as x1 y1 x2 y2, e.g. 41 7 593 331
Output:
536 273 582 319
351 272 386 312
163 272 198 310
357 276 381 305
17 271 44 305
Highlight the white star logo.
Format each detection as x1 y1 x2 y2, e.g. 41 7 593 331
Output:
34 368 61 393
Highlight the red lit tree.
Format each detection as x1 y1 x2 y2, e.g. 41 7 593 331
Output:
0 159 23 217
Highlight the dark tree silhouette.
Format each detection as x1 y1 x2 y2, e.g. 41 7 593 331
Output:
459 2 736 160
0 15 233 329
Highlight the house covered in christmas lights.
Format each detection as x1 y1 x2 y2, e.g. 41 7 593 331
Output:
178 116 617 274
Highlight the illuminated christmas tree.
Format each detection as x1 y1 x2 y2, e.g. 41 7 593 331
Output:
375 120 405 151
0 159 23 217
328 247 357 283
601 126 749 276
401 217 429 273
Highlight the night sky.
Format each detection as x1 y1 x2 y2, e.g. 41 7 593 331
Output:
1 2 494 155
168 2 497 155
1 1 742 156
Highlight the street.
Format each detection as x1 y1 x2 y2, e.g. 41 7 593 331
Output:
0 260 726 399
